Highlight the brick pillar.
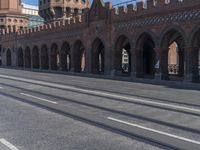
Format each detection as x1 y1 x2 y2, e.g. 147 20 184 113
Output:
185 47 199 82
70 46 75 72
160 48 169 80
178 49 184 77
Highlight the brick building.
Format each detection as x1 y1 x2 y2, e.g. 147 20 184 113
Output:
0 0 28 30
0 0 200 83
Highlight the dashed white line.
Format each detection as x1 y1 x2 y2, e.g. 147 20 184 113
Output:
107 117 200 145
20 93 58 104
0 74 199 113
0 138 19 150
0 87 3 89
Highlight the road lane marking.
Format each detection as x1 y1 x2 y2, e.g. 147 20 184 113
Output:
0 87 3 89
20 93 58 104
0 138 19 150
107 117 200 145
0 74 199 113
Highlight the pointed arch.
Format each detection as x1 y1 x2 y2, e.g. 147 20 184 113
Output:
73 40 85 72
60 42 71 71
6 49 12 66
160 28 186 80
114 35 131 75
25 47 31 68
135 32 156 78
32 46 39 69
17 47 24 68
91 38 105 74
40 45 49 69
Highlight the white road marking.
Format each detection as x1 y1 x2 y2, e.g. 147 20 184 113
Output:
0 74 199 113
107 117 200 145
20 93 58 104
0 138 19 150
0 87 3 89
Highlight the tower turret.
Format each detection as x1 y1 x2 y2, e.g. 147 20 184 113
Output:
39 0 90 22
0 0 28 31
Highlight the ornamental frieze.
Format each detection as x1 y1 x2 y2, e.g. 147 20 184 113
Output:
115 9 200 30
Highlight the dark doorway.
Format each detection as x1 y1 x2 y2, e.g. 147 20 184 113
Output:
32 47 39 69
91 38 105 74
60 42 71 71
17 48 24 68
6 49 12 66
25 47 31 68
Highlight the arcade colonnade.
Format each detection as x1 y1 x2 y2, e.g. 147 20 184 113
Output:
5 28 200 83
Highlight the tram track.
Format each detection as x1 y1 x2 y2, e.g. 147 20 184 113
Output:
0 73 200 149
0 81 200 136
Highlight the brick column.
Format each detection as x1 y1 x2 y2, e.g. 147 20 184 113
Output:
185 47 199 82
70 47 75 72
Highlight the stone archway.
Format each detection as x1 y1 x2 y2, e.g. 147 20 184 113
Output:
136 33 156 78
6 49 12 66
25 47 31 68
91 38 105 74
32 46 39 69
60 42 71 71
73 40 85 72
17 48 24 68
50 44 59 70
114 35 131 75
160 29 185 80
40 45 49 69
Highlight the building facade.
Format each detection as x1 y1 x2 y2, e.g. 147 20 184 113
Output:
39 0 90 22
22 3 44 27
0 0 200 83
0 0 28 30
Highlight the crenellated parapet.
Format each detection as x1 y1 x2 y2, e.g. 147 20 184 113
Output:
0 14 87 40
111 0 200 23
1 0 200 40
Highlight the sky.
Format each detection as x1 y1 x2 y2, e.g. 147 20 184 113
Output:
22 0 130 6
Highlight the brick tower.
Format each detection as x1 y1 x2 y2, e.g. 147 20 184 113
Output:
39 0 90 22
0 0 28 31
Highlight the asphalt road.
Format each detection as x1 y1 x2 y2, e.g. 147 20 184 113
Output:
0 68 199 150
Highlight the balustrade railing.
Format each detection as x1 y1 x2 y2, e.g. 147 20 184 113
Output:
168 64 179 75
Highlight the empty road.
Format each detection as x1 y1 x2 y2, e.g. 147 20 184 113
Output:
0 68 199 150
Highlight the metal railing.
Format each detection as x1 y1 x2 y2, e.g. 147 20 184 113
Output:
168 64 179 75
